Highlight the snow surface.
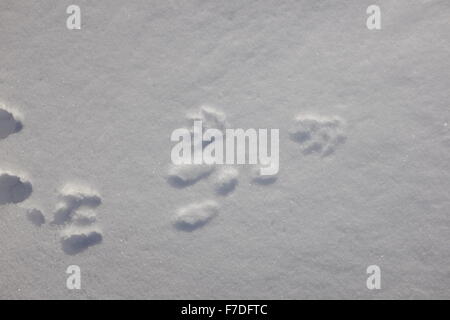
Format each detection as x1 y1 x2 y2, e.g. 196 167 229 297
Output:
0 0 449 299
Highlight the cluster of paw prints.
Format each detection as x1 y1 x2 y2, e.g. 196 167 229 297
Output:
0 103 103 255
166 106 347 232
1 102 347 249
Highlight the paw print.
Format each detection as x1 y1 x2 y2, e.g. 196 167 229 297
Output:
0 102 103 255
290 114 346 156
0 105 23 140
167 106 240 231
51 185 103 255
167 105 278 231
0 105 32 205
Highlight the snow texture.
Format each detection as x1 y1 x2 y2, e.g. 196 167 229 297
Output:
0 0 449 299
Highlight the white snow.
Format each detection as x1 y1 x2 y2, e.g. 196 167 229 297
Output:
0 0 449 299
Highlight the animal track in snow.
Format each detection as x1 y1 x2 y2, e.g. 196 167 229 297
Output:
168 106 238 231
290 114 346 156
27 208 45 226
27 185 104 254
0 106 30 205
212 167 239 195
251 166 278 185
0 106 23 140
185 105 229 149
60 226 103 255
167 163 215 188
0 172 32 205
52 185 102 225
72 209 97 226
168 105 282 231
0 103 104 255
173 200 219 231
186 105 228 132
167 105 229 189
51 185 103 255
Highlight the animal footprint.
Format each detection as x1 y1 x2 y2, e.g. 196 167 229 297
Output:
0 106 22 140
52 185 102 225
0 106 32 206
173 200 219 231
290 114 346 156
60 226 103 255
51 185 103 255
27 208 45 226
167 163 215 188
25 181 104 255
167 105 238 231
0 172 32 205
186 105 228 132
1 102 103 255
212 167 239 195
251 166 278 185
